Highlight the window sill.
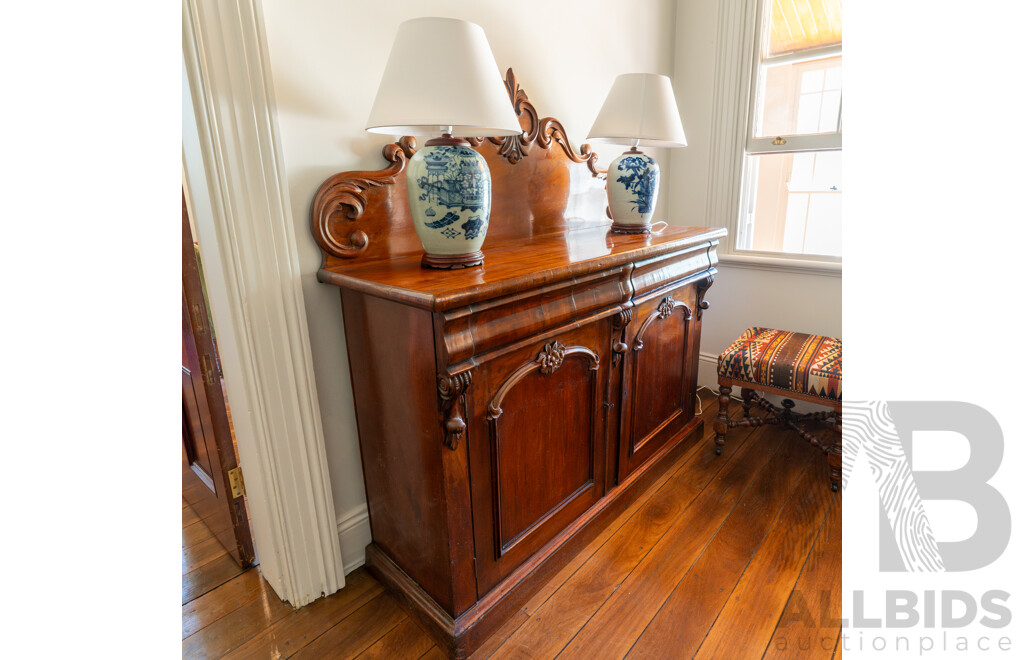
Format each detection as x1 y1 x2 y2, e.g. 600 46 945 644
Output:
717 252 842 277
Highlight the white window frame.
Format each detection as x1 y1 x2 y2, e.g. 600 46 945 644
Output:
705 0 842 276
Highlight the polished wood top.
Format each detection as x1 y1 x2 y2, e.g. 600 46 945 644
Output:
318 225 726 311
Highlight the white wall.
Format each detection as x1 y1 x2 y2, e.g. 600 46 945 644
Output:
668 0 841 401
259 0 678 571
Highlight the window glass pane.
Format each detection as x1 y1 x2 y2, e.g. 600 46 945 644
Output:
801 69 824 94
802 194 842 256
768 0 842 56
818 90 841 132
824 65 842 90
756 56 841 138
738 151 842 258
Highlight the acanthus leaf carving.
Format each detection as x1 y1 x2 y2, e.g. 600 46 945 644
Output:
438 370 472 450
483 69 606 178
311 136 417 259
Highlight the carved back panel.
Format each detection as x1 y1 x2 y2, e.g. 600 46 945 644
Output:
312 69 609 270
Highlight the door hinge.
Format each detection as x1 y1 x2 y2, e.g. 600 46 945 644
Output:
228 466 246 499
202 354 217 386
192 304 206 335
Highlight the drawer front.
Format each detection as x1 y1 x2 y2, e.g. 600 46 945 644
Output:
440 267 629 365
618 281 701 478
466 316 613 596
630 241 714 299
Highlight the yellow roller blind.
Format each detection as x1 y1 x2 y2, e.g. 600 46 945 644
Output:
768 0 843 56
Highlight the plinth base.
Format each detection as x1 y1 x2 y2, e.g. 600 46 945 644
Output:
421 251 485 269
610 221 651 235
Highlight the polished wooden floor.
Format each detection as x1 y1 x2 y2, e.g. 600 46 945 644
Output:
183 390 842 659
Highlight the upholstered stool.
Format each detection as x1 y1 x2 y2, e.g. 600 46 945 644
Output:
714 327 842 491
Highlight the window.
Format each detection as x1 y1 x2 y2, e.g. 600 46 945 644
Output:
736 0 842 259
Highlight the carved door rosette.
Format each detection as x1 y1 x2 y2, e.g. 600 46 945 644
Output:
633 296 693 352
487 341 600 421
438 370 473 450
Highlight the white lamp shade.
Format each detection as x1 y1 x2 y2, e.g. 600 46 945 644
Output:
587 73 687 148
366 17 522 138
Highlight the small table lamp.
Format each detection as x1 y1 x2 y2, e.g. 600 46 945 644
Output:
588 73 687 234
366 17 522 269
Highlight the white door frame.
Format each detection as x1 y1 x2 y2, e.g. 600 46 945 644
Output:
182 0 345 606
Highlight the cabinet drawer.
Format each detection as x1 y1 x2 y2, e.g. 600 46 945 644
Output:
440 267 629 364
630 242 714 298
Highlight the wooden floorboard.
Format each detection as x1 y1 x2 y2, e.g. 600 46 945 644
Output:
182 391 841 659
693 453 835 659
183 516 217 549
221 570 383 660
623 425 816 659
291 592 408 659
554 418 794 659
762 486 842 660
355 617 435 659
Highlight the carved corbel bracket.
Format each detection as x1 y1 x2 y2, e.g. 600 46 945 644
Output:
438 370 472 450
633 296 692 351
611 308 633 368
311 136 417 259
696 273 715 320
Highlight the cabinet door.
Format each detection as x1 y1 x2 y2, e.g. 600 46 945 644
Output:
467 318 612 595
618 283 700 478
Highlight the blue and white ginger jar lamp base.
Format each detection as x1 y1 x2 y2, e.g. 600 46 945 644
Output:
406 136 490 269
607 148 660 234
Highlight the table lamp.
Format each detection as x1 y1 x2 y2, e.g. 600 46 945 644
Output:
366 17 522 268
587 73 687 234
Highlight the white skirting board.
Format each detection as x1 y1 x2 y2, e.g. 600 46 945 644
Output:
337 505 372 574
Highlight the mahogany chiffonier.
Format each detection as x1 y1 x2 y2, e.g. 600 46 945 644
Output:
310 70 725 658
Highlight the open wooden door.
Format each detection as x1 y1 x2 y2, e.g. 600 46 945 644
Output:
182 191 255 566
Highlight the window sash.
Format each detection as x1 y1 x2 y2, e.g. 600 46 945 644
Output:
732 0 842 264
747 133 842 155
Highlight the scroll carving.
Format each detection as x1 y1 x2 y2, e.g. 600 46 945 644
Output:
488 341 600 420
696 274 714 320
311 136 417 259
438 370 472 450
471 69 606 178
634 296 692 351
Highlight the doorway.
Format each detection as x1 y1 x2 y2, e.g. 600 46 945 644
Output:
182 190 255 569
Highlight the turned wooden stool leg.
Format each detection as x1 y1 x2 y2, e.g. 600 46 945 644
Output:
740 388 754 418
781 398 795 422
828 412 842 492
714 385 731 455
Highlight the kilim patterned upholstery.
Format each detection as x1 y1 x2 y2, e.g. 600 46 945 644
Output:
717 327 841 402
